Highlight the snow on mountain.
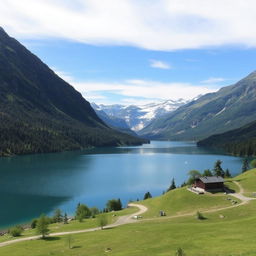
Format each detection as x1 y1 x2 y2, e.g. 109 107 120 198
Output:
91 99 190 131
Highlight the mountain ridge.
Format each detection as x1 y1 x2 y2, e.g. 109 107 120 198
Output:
0 27 146 156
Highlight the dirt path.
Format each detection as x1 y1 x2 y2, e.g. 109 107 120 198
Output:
0 203 148 248
231 181 256 202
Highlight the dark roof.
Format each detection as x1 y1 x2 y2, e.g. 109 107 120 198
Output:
198 176 224 184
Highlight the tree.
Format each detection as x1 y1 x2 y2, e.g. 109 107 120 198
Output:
224 169 231 178
106 199 122 211
202 169 212 177
53 209 63 223
63 213 68 224
143 192 152 200
90 207 100 217
167 178 176 191
187 170 201 185
250 159 256 169
36 214 50 239
9 226 23 237
75 204 91 222
242 159 249 172
66 234 74 249
176 248 186 256
213 160 224 177
196 211 206 220
97 214 108 230
31 219 38 229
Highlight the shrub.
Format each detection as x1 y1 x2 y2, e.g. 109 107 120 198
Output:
31 219 38 229
196 211 206 220
9 226 23 237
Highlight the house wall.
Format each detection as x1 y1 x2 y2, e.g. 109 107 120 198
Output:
205 182 224 190
195 180 205 189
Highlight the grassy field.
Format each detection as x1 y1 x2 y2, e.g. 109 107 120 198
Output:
0 169 255 256
0 206 137 243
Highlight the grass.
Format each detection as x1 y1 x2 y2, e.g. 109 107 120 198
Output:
0 170 256 255
232 168 256 194
140 186 239 218
0 207 137 243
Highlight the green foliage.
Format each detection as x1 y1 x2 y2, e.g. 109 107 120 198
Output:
167 178 176 191
9 226 23 237
250 159 256 168
36 214 50 239
63 213 68 224
66 235 74 249
176 248 186 256
106 199 122 211
213 160 224 177
196 211 206 220
53 209 63 223
202 169 212 176
187 170 201 185
242 159 250 172
90 207 100 217
31 219 38 229
225 168 231 178
97 214 108 230
143 192 152 200
75 204 91 222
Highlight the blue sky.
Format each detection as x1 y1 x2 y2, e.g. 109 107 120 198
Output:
1 0 256 105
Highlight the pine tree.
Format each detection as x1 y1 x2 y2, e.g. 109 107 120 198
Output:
213 160 224 177
36 214 50 239
167 178 176 191
64 213 68 224
242 159 249 173
225 169 231 178
143 192 152 200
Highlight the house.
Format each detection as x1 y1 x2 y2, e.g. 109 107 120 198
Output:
194 176 224 192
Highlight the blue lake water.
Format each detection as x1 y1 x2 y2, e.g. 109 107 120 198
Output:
0 141 243 229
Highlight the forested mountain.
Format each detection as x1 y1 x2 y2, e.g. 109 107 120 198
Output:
139 71 256 141
197 120 256 156
0 27 146 156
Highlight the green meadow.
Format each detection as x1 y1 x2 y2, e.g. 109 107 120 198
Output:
0 169 255 256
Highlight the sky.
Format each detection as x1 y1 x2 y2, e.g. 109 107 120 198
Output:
1 0 256 105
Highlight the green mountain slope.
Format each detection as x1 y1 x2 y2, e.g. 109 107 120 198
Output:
139 71 256 141
0 27 146 156
197 120 256 156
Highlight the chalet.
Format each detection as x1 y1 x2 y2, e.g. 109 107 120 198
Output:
194 176 224 192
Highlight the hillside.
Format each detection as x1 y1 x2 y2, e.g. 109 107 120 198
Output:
1 169 256 255
0 27 146 156
139 72 256 141
198 120 256 156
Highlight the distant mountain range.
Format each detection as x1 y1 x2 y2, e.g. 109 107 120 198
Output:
0 27 146 156
198 120 256 156
139 71 256 141
92 99 190 132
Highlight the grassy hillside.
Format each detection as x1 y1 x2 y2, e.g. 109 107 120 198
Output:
1 170 256 255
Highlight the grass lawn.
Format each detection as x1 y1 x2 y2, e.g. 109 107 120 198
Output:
232 168 256 195
139 187 239 218
0 206 137 243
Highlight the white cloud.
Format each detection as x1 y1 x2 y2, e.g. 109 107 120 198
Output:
201 77 226 84
1 0 256 50
150 60 171 69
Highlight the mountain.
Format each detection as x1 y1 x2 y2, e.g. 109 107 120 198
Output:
93 99 189 132
90 103 137 136
197 120 256 156
0 27 147 156
139 72 256 141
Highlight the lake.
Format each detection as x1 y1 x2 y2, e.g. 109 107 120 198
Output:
0 141 243 229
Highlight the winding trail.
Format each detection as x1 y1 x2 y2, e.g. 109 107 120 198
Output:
0 181 255 249
0 203 148 248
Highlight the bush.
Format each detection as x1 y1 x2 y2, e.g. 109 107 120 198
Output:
106 199 122 211
97 214 108 230
196 211 206 220
75 204 91 222
9 226 23 237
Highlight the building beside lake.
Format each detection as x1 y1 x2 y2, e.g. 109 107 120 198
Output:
194 176 224 192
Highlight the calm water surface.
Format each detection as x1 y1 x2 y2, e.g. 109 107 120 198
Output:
0 141 243 228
